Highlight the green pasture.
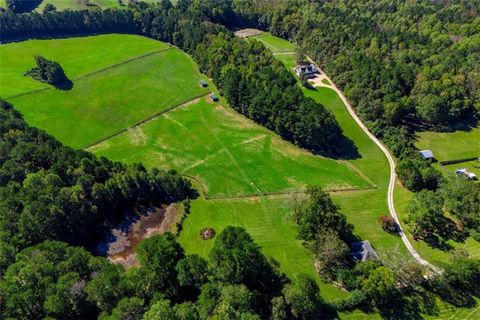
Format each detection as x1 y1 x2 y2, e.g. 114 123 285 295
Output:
254 30 480 319
0 34 168 98
5 41 208 148
250 32 296 53
36 0 121 11
415 125 480 161
91 97 371 196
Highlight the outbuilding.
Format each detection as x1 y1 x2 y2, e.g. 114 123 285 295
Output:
419 150 434 160
199 80 208 87
350 240 380 263
210 93 219 102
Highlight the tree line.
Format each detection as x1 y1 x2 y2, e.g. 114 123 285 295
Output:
0 99 197 273
294 186 480 315
0 227 333 320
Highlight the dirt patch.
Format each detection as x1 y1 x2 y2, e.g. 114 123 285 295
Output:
128 126 147 146
200 227 216 240
234 28 263 38
99 204 180 268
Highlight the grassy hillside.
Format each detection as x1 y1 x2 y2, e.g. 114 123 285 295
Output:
91 97 371 196
2 35 208 148
0 34 169 98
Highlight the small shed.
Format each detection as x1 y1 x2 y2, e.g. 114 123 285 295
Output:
350 240 380 262
419 150 434 160
199 80 208 87
210 93 219 102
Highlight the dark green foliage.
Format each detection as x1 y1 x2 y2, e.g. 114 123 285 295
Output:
310 230 350 281
99 297 145 320
284 274 324 320
43 3 56 13
407 190 446 239
135 233 185 299
0 241 100 319
24 54 69 86
0 100 197 272
294 186 352 241
196 32 344 156
5 0 41 13
209 226 283 296
429 255 480 307
396 157 443 192
441 178 480 232
176 254 209 290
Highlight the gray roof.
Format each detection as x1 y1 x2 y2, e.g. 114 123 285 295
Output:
350 240 380 262
419 150 434 159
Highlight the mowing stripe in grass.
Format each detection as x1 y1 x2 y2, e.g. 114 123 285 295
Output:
5 48 174 100
83 93 210 150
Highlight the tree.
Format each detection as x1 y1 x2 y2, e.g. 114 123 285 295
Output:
99 297 145 320
135 233 185 298
294 186 352 241
311 230 350 281
209 226 282 294
176 254 209 289
407 190 445 239
378 215 398 233
24 55 70 87
284 274 324 319
361 266 397 306
43 3 56 13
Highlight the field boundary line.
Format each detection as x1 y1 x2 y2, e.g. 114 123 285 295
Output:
75 47 174 80
5 47 174 101
84 93 209 150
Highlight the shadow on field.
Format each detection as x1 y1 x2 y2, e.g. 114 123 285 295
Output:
55 79 74 91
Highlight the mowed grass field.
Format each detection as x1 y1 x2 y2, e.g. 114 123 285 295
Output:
416 125 480 161
251 31 480 318
34 0 162 11
1 35 209 148
91 97 372 197
0 34 169 98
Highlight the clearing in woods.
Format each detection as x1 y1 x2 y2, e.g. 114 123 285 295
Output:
248 31 480 319
1 34 209 148
90 97 372 197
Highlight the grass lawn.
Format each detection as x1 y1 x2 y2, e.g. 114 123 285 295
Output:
250 32 297 53
91 97 372 197
0 34 169 98
5 38 208 148
415 125 480 161
34 0 164 11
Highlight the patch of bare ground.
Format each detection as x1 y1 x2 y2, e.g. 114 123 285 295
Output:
234 28 263 38
100 204 181 268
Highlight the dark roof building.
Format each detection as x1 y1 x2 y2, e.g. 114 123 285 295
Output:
350 240 380 262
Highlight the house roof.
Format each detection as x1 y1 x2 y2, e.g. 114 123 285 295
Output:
350 240 380 262
200 80 208 85
419 150 434 159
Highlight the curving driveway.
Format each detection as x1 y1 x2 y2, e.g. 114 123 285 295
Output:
310 62 439 272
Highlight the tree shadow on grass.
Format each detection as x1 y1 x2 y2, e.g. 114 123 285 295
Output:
422 217 468 251
54 78 74 90
377 290 439 320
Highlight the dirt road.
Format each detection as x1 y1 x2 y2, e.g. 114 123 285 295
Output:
309 62 439 272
